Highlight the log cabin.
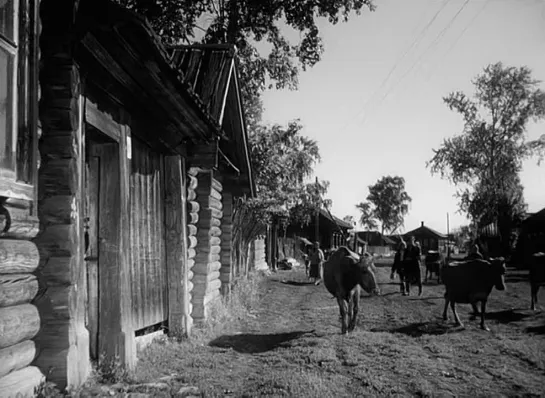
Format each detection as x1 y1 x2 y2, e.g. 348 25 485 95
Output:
0 0 255 395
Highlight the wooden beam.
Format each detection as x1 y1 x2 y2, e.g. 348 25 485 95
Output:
187 141 218 169
84 98 122 142
164 155 191 337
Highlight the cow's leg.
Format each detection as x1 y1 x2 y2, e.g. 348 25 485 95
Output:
451 301 464 327
480 300 489 331
530 283 538 311
417 267 423 296
470 302 480 320
348 288 360 332
442 295 449 321
337 297 349 334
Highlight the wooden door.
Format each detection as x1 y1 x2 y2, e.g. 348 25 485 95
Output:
84 144 100 360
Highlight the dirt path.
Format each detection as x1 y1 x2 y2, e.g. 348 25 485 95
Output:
133 262 545 397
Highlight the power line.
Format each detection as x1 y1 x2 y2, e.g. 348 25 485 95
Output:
365 0 471 122
426 0 489 82
337 0 452 134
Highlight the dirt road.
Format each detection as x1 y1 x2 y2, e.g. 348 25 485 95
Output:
135 261 545 397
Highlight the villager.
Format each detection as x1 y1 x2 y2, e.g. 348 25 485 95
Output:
401 235 423 296
309 241 325 285
391 240 407 293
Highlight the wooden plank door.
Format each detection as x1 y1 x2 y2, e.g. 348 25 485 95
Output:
84 146 100 361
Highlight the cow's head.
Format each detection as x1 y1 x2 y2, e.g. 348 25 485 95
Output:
489 257 507 291
359 253 380 295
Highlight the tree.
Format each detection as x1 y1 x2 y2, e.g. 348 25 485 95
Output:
355 202 377 230
343 215 356 228
427 62 545 253
248 120 329 227
366 176 412 235
115 0 376 114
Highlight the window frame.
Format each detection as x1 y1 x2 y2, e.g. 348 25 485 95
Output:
0 0 39 202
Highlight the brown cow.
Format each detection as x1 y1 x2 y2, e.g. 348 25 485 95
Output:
530 252 545 311
323 247 380 334
441 257 506 331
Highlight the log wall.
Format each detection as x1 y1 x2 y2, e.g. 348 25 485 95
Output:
32 1 92 389
0 199 45 397
252 238 268 271
189 167 223 321
219 191 233 295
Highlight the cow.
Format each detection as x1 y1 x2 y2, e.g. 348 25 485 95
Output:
323 246 380 334
530 252 545 311
424 250 444 283
441 257 506 331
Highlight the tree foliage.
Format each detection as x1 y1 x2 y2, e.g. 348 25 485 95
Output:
247 120 329 226
355 201 377 230
360 176 412 235
427 62 545 234
115 0 376 115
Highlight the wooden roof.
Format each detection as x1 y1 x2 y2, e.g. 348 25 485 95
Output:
169 45 255 197
404 223 447 239
355 231 395 246
74 0 224 154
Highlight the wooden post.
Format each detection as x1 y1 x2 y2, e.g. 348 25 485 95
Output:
165 155 191 337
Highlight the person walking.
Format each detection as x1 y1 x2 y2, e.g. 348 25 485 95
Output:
391 240 407 294
309 241 325 285
402 236 423 296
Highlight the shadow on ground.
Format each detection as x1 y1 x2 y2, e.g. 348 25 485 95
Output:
279 280 316 286
209 330 315 354
373 321 457 337
525 324 545 335
484 309 530 323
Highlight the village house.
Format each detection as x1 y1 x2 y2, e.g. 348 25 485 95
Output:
403 222 448 254
0 0 256 395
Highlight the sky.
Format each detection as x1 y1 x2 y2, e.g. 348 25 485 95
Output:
259 0 545 235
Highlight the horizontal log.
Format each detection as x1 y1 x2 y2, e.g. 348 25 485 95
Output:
39 195 74 224
0 341 37 379
38 157 79 198
206 279 221 294
0 304 41 349
188 212 198 224
211 178 222 193
38 135 78 160
188 167 205 177
192 271 221 284
196 245 221 257
194 252 220 265
187 248 196 259
187 224 197 236
188 236 197 249
197 226 222 239
192 261 222 274
187 258 195 269
187 281 193 293
187 190 196 201
187 175 198 190
33 223 77 257
210 208 223 219
187 270 194 280
210 187 222 201
0 274 39 307
0 366 45 398
0 240 40 274
210 237 221 246
187 201 200 214
208 196 222 212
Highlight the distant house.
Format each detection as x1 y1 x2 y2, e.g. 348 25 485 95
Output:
403 222 448 254
269 209 352 268
354 231 395 256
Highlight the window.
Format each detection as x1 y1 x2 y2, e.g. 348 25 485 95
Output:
0 0 38 198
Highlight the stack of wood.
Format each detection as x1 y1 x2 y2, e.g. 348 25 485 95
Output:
189 168 223 321
0 199 45 396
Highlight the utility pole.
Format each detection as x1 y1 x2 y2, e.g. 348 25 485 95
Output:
315 176 319 245
446 212 450 261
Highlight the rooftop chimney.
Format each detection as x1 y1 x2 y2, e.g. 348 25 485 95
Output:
421 221 424 227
